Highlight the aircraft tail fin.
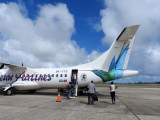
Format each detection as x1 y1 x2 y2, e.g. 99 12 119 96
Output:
74 25 139 71
104 25 140 70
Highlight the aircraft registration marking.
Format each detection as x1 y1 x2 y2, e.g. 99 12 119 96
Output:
56 70 68 73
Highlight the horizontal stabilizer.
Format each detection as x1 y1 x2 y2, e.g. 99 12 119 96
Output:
116 25 139 41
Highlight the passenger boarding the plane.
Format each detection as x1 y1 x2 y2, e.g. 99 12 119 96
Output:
71 77 76 96
67 82 72 100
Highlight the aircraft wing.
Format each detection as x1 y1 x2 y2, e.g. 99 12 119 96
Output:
0 62 26 74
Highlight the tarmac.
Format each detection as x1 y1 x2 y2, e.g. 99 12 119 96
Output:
0 84 160 120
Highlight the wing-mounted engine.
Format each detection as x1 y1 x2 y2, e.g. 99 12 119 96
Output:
12 81 40 91
0 62 27 95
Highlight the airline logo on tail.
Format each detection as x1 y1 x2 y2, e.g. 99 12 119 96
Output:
92 44 130 82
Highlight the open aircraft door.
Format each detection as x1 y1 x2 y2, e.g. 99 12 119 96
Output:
71 69 78 97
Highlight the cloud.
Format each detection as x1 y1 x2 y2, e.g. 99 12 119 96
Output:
0 2 96 68
100 0 160 82
1 1 159 83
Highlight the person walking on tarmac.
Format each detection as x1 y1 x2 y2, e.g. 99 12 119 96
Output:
88 81 96 105
109 81 118 104
67 82 72 100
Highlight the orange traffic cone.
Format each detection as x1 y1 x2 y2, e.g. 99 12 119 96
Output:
56 92 61 102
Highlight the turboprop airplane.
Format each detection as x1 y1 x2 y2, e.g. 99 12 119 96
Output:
0 25 139 96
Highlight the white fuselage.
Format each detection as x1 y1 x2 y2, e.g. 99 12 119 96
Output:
0 68 102 91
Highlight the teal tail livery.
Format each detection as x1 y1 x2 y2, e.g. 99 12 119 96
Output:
0 25 139 96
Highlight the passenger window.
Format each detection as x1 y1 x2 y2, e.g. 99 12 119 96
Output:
52 74 54 77
65 74 67 77
60 74 63 77
56 74 58 77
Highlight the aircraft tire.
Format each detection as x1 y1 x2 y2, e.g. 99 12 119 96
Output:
5 88 15 96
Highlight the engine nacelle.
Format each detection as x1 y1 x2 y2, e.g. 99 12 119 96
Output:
12 81 41 90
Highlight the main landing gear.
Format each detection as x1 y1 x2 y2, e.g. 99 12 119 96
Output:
4 87 15 96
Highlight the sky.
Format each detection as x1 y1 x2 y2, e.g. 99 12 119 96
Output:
0 0 160 83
